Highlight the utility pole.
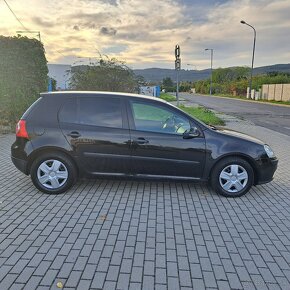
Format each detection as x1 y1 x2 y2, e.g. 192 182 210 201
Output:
175 45 181 106
205 48 213 96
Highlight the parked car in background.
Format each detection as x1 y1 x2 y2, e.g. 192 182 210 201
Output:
11 91 278 197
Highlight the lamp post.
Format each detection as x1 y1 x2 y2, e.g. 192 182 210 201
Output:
205 48 213 96
240 20 256 98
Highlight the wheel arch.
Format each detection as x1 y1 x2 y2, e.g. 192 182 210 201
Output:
27 147 79 176
209 154 258 185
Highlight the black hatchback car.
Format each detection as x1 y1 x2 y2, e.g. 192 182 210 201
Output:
11 91 278 197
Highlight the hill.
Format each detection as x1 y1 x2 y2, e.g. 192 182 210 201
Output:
133 64 290 83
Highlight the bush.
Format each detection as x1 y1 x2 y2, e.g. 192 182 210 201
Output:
0 36 48 127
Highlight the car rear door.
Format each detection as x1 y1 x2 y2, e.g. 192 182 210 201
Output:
59 95 131 175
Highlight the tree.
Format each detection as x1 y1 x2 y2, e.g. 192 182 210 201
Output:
69 56 138 93
162 77 175 92
212 67 250 84
162 77 174 87
0 35 48 124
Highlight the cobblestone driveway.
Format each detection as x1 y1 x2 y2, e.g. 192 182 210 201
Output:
1 119 290 290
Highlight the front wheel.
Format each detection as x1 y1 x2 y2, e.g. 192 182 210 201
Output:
30 152 77 194
210 157 254 197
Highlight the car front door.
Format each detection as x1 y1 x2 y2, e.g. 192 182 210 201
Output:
127 99 206 178
59 95 131 175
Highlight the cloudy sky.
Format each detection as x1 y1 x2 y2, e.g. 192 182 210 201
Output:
0 0 289 69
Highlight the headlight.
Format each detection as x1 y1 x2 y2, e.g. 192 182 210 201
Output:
264 144 275 158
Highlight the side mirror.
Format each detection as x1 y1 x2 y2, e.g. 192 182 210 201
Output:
183 127 200 139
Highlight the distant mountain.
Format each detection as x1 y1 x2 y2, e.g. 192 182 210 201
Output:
133 68 210 83
252 64 290 75
133 64 290 83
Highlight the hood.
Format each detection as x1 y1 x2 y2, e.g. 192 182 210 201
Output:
214 127 264 145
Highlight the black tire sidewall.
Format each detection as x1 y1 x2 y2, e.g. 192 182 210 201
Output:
211 157 254 198
30 152 77 194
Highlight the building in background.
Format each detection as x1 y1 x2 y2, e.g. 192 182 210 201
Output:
47 64 71 90
140 86 161 97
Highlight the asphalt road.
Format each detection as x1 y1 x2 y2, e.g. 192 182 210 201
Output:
181 93 290 136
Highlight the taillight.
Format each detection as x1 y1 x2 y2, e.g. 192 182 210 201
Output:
16 120 29 138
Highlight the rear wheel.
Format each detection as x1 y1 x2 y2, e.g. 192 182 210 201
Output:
210 157 254 197
30 152 77 194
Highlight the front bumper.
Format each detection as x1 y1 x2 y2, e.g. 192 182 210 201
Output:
256 157 278 185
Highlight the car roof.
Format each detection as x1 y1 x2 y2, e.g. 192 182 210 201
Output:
40 91 168 104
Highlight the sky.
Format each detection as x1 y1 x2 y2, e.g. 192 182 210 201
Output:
0 0 290 69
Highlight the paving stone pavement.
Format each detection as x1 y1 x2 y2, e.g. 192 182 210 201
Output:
1 117 290 290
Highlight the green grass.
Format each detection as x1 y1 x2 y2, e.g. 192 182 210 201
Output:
179 105 225 126
160 92 176 102
257 99 290 105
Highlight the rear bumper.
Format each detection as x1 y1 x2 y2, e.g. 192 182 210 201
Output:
11 156 29 175
256 158 278 185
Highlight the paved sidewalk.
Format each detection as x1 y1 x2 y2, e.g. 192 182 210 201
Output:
1 117 290 290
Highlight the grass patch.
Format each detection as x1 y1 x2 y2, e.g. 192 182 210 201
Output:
179 105 225 126
257 99 290 105
160 92 176 102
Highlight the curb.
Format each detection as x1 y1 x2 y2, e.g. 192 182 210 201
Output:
191 93 290 108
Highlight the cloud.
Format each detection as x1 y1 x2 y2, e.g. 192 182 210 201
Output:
100 26 117 36
99 0 118 6
1 0 290 69
81 0 118 6
32 17 55 28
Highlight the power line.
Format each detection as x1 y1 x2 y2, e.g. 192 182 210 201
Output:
2 0 28 30
3 0 71 60
3 0 66 59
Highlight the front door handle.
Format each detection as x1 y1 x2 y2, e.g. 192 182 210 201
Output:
67 131 81 138
133 137 149 145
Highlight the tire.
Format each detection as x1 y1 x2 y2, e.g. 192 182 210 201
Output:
30 152 77 194
210 157 254 197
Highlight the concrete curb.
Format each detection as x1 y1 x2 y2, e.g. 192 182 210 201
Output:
192 93 290 108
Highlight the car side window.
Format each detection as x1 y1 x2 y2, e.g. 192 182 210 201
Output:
59 97 123 128
59 98 78 123
130 101 191 134
79 97 123 128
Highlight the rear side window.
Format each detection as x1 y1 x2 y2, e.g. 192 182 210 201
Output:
59 97 123 129
59 98 78 123
79 97 122 128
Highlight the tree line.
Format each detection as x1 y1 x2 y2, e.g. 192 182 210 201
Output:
161 67 290 96
194 67 290 96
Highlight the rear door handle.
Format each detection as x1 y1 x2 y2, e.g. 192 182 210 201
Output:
134 137 149 145
67 131 81 138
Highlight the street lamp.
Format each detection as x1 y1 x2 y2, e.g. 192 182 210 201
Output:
240 20 256 98
205 48 213 96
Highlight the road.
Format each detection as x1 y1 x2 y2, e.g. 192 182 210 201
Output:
180 93 290 136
